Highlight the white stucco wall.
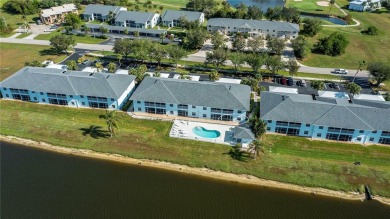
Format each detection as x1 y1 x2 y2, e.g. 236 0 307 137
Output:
264 119 389 145
133 100 247 122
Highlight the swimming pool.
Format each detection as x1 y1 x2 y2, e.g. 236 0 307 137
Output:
192 126 221 139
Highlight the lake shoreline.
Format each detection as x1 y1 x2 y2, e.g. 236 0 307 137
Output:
2 134 390 206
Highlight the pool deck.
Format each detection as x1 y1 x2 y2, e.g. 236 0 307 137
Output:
169 120 236 145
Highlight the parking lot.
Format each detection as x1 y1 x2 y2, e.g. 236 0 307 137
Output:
259 76 373 95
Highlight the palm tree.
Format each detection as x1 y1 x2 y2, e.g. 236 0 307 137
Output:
208 70 220 81
134 31 140 38
99 110 120 137
95 62 103 72
179 72 191 80
310 80 325 91
329 0 336 12
160 34 165 43
83 26 90 35
352 60 367 82
99 27 108 37
117 54 123 66
248 117 267 139
107 62 117 73
248 140 262 160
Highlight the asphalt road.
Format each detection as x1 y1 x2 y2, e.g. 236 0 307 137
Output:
0 37 370 77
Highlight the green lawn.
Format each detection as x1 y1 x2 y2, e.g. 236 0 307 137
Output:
1 100 389 197
15 32 32 39
126 0 225 13
0 43 68 81
295 11 390 69
286 0 345 17
34 31 108 44
0 8 38 28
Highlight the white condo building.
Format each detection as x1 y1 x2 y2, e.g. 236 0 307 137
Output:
130 77 251 122
0 67 136 110
260 92 390 145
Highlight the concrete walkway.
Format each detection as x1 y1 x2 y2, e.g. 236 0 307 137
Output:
24 34 37 39
8 33 21 38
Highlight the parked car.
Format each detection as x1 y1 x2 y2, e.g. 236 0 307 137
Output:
287 77 294 86
332 69 348 74
82 60 90 65
297 79 307 87
329 83 340 90
173 38 182 42
280 77 287 85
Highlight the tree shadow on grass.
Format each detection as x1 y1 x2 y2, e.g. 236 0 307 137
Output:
39 48 62 56
79 125 110 139
223 145 249 162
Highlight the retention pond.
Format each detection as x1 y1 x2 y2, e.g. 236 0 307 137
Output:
2 141 389 218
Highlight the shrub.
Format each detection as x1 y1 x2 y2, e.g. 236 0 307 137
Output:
301 18 323 37
314 32 349 56
362 26 379 35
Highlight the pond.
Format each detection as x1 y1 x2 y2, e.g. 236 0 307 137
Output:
301 15 348 25
227 0 285 11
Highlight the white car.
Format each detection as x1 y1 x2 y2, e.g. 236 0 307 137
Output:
333 69 348 74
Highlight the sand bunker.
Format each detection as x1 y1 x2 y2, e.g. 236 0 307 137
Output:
317 1 330 6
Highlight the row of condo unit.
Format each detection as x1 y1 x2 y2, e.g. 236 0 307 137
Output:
40 4 299 39
2 67 387 145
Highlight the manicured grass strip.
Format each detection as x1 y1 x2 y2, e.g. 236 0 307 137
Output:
15 32 32 39
1 100 390 197
0 43 68 81
34 32 108 44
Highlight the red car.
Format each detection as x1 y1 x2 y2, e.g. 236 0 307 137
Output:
280 78 287 85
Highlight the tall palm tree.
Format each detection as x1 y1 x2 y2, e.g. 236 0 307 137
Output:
248 140 262 160
117 54 123 66
352 60 367 82
99 110 120 137
248 117 267 139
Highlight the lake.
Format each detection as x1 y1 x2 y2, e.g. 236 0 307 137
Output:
2 141 390 218
227 0 285 11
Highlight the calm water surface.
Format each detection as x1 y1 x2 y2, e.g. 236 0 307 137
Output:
227 0 285 11
1 142 390 218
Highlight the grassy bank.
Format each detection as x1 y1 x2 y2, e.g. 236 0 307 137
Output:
34 31 108 44
285 0 390 69
0 43 68 80
1 100 389 197
300 12 390 69
286 0 345 17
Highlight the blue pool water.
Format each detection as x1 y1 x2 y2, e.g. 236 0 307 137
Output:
192 126 221 138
